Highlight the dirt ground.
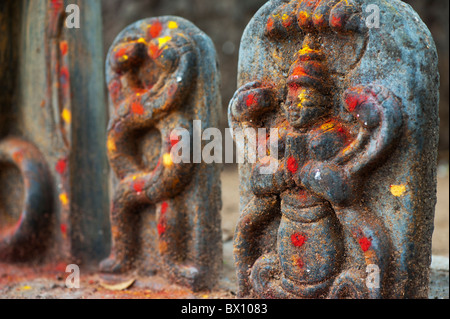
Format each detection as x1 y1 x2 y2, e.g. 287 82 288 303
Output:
0 164 448 299
219 163 449 294
432 164 449 257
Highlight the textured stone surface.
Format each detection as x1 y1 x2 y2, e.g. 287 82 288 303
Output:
0 0 109 265
230 0 439 299
101 17 222 292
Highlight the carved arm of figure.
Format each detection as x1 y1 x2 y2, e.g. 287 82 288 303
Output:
299 84 403 298
230 80 294 297
230 80 293 194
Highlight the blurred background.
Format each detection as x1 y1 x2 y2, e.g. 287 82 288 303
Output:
101 0 449 261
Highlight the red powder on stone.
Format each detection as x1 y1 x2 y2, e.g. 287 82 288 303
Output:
60 67 69 86
359 237 372 252
148 43 161 59
266 17 275 31
246 92 257 107
133 180 145 193
51 0 63 11
131 102 144 115
55 158 67 175
149 21 163 38
170 137 179 148
291 233 306 248
161 202 168 215
115 47 128 59
60 41 68 56
157 221 166 236
330 16 342 28
287 156 299 174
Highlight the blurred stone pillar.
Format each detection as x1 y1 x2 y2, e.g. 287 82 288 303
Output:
0 0 110 267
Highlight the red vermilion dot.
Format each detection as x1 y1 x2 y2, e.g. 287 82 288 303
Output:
291 233 306 248
131 102 145 115
161 202 168 215
345 95 359 112
115 47 128 59
51 0 63 11
359 237 372 252
60 41 68 56
266 17 275 31
282 18 292 29
149 21 163 38
330 15 342 28
298 12 308 23
157 220 166 236
55 158 67 175
60 223 67 235
170 137 179 148
13 151 24 163
292 65 308 78
246 93 257 107
148 43 161 59
133 180 145 193
296 258 304 268
287 156 299 174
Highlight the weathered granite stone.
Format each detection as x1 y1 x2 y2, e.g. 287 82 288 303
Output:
229 0 439 299
101 17 222 292
0 0 109 265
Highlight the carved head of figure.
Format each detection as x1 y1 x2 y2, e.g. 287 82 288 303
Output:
106 19 197 117
265 0 369 129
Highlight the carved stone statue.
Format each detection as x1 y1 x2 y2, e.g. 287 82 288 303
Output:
230 0 439 299
101 17 222 292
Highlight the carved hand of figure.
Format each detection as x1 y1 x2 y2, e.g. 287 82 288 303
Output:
251 157 294 196
230 81 287 195
266 0 367 38
229 80 277 126
300 84 403 206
